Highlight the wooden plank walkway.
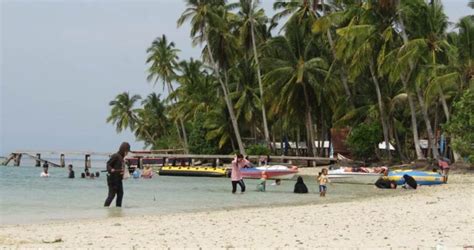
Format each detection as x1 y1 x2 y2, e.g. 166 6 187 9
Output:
22 153 62 168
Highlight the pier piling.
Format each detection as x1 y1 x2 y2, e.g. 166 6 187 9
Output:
60 154 65 168
85 154 91 170
14 154 22 166
35 154 41 167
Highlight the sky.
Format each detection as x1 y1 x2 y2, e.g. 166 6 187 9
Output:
1 0 472 156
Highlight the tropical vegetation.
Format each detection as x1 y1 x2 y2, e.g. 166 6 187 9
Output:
107 0 473 163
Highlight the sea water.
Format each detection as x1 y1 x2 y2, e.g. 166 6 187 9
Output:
0 163 388 225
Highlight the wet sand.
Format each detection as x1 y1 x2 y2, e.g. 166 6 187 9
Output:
0 174 472 248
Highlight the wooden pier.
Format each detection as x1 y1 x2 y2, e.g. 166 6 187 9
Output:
1 149 337 168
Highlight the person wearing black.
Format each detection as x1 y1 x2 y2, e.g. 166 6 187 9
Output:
374 178 397 189
403 174 417 189
294 176 308 193
68 164 75 178
104 142 131 207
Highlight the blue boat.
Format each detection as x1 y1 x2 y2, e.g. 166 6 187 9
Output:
387 170 445 185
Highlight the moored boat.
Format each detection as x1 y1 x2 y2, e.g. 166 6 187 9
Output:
327 171 383 184
387 170 444 185
241 165 298 180
158 166 228 177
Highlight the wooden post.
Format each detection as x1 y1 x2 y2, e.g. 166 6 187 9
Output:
137 157 142 169
14 154 22 166
60 154 65 168
165 157 169 166
35 154 41 167
85 154 91 171
191 158 195 166
216 158 220 167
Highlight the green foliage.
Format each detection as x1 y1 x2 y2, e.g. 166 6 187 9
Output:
188 114 219 155
347 123 382 160
444 88 474 163
245 144 270 156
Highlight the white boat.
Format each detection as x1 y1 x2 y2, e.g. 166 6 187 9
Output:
328 168 382 184
241 165 298 180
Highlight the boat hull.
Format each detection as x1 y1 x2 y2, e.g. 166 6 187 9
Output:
241 166 298 180
158 166 227 177
327 172 383 184
387 170 444 185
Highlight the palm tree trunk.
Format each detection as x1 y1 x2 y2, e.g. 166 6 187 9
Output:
179 119 189 153
203 32 246 154
439 90 450 121
301 83 317 157
321 0 353 106
401 76 425 159
416 87 440 159
250 0 271 148
167 82 189 153
399 15 438 160
392 118 407 162
369 60 391 160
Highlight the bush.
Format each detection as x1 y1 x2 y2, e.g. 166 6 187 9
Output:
444 88 474 163
346 122 382 161
245 144 271 156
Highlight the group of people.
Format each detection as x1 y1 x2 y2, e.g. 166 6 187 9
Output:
375 174 418 189
130 165 153 179
231 154 331 197
40 162 100 179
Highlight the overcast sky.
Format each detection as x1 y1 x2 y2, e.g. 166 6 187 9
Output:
1 0 471 156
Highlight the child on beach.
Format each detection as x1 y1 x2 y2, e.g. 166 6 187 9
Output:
317 168 330 197
257 172 267 192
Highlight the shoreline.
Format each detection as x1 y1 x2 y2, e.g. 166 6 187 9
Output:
0 174 472 248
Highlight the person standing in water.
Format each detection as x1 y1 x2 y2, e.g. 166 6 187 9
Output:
317 168 330 197
104 142 131 207
231 154 248 194
40 162 50 177
68 164 75 179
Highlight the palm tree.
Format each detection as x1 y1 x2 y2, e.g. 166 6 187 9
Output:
106 92 141 133
177 0 246 154
393 0 460 160
135 93 170 148
335 4 395 159
146 34 189 152
262 20 329 157
312 0 354 106
170 58 217 121
234 0 271 148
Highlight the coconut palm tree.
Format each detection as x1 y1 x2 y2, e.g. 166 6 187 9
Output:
135 93 170 148
334 1 401 159
262 20 329 157
177 0 246 154
146 34 189 152
234 0 271 148
106 92 141 133
170 58 217 121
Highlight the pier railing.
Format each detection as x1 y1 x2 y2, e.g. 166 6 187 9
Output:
1 150 337 168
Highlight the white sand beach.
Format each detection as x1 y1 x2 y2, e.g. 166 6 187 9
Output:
0 174 473 249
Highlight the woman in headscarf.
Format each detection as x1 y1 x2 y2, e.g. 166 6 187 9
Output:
294 176 308 193
104 142 131 207
403 174 417 189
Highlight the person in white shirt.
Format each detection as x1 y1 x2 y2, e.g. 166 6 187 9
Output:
40 162 50 177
